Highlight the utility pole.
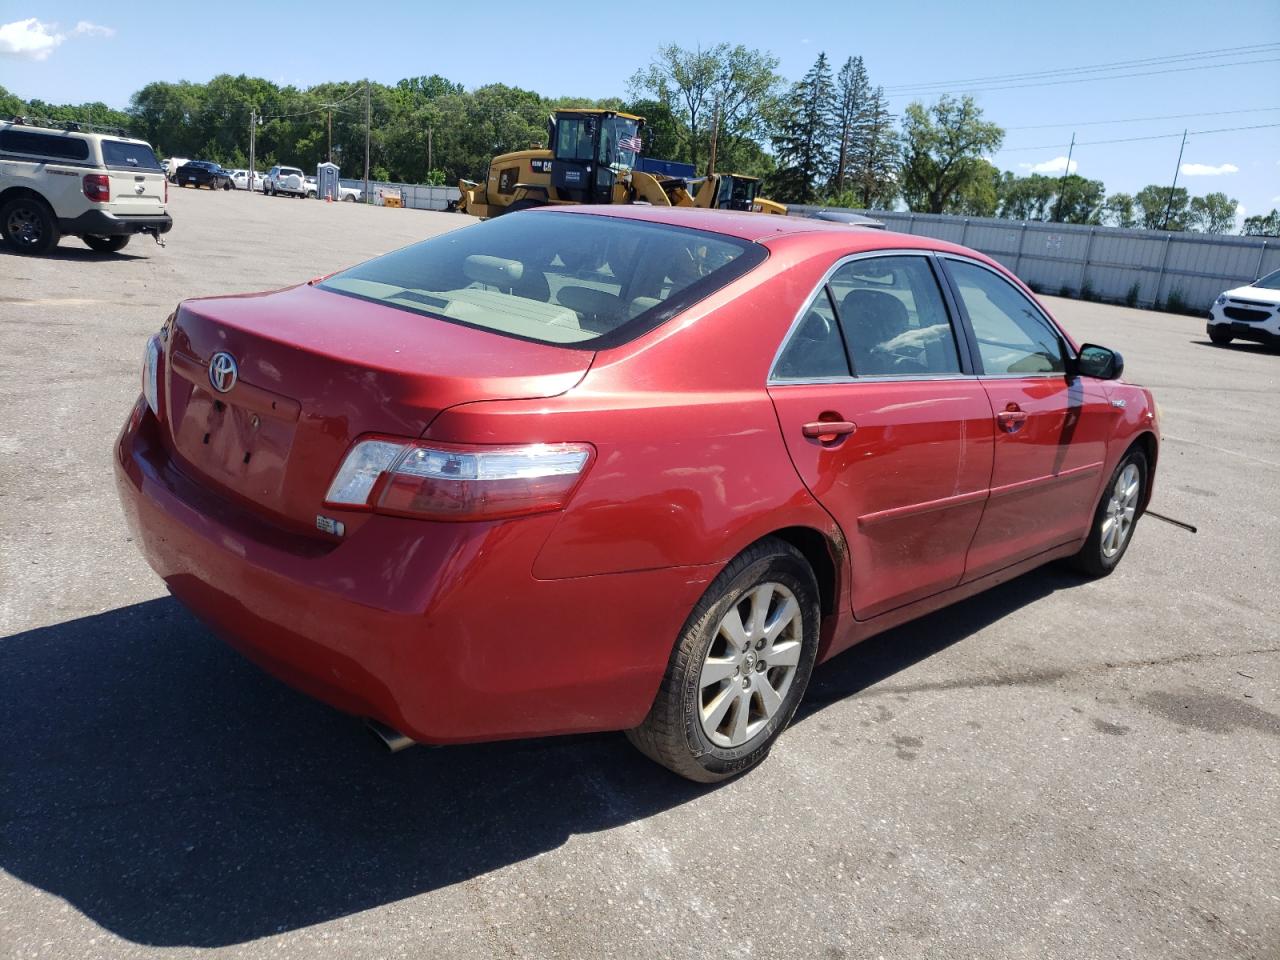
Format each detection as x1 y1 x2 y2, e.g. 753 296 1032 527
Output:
707 103 720 176
1162 129 1188 230
363 81 371 204
327 108 332 163
1053 132 1075 222
427 127 433 176
248 108 256 193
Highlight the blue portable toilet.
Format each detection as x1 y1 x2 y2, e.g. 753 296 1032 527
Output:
316 162 340 201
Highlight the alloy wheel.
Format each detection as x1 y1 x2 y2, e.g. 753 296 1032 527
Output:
6 206 41 247
699 582 803 748
1101 462 1141 558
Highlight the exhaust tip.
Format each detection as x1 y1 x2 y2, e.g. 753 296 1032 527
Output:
365 718 416 753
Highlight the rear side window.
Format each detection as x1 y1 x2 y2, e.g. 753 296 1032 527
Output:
101 140 162 170
320 212 764 348
829 256 962 376
0 129 90 161
946 259 1065 375
773 288 850 380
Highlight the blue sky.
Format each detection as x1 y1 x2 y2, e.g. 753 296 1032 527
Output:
2 0 1278 220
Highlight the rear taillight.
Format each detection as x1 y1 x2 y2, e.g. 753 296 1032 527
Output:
324 437 594 521
142 335 161 416
83 174 110 203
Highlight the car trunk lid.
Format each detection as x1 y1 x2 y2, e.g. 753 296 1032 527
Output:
161 283 592 533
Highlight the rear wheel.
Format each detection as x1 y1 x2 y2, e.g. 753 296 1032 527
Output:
1 197 60 254
627 538 820 782
1208 325 1233 346
1070 447 1148 577
83 235 130 253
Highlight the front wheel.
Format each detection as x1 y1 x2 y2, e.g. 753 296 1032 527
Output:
1208 325 1233 346
83 235 130 253
627 538 820 782
1070 447 1148 577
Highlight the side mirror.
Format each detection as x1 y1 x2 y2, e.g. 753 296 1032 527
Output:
1074 343 1124 380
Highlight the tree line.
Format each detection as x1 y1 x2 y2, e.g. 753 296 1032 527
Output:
2 46 1273 236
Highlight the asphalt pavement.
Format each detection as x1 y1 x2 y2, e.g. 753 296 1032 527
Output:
1 189 1276 959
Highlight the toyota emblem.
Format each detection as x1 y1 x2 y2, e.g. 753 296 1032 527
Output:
208 352 238 393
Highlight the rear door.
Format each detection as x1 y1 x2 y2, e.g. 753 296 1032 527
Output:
100 139 167 214
939 256 1115 580
768 252 995 620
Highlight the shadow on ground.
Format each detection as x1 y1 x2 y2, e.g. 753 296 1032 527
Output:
0 567 1079 947
0 243 149 263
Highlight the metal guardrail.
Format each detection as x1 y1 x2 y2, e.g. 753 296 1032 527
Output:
787 206 1277 312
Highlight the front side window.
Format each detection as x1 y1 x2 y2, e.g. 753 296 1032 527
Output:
599 116 640 169
946 259 1065 375
829 256 963 377
319 212 764 347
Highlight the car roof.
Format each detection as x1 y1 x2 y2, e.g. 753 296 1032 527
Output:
533 205 981 258
0 121 152 146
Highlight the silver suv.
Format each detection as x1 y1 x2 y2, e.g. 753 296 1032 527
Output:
0 120 172 255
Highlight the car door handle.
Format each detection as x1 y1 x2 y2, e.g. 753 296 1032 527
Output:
996 407 1028 433
802 420 857 441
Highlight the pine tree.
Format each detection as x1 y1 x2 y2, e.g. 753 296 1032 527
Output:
770 53 835 204
850 85 898 208
829 56 870 194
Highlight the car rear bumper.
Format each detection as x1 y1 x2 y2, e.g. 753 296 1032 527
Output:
60 210 173 236
114 399 714 744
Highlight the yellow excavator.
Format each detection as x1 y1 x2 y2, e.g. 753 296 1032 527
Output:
455 109 786 218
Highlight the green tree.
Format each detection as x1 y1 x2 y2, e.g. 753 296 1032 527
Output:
829 56 869 194
849 85 897 208
899 94 1004 213
1188 191 1238 234
998 173 1057 220
946 158 1001 217
1053 174 1105 224
1134 184 1190 230
769 53 835 203
1242 209 1280 236
622 98 682 163
630 44 720 172
1103 192 1138 228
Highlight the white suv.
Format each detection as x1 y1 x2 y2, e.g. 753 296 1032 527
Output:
264 165 309 198
1207 268 1280 348
0 120 172 254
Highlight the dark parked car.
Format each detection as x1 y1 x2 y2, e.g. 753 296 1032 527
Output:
175 161 233 191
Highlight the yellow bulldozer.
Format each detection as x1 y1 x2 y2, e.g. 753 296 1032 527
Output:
455 109 786 218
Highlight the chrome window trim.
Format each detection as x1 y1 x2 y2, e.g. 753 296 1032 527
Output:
767 248 970 386
936 253 1078 367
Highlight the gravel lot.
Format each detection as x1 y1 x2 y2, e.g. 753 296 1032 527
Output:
1 188 1277 960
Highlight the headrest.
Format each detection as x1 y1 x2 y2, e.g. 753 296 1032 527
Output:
464 255 524 287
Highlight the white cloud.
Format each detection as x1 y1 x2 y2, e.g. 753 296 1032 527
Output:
1180 162 1238 176
1272 195 1280 203
74 21 116 38
1019 156 1077 175
0 18 63 60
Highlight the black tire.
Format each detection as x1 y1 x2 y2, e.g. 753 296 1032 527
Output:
1208 325 1233 346
1069 447 1148 577
306 190 316 199
627 537 821 782
1 196 60 254
222 180 232 191
82 235 130 253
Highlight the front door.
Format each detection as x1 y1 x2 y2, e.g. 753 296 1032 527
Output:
940 257 1115 580
768 253 995 620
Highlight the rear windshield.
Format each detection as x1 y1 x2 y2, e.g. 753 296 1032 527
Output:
101 139 162 170
319 212 765 348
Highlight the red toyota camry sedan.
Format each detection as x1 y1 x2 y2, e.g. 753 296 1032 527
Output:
115 206 1159 781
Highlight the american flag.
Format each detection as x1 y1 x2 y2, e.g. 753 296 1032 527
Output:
619 135 643 153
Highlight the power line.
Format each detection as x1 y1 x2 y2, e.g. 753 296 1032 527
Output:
883 42 1280 92
997 121 1280 153
1005 105 1280 131
887 56 1280 99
